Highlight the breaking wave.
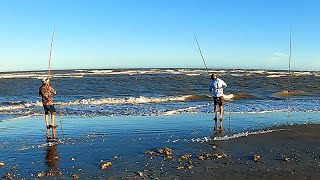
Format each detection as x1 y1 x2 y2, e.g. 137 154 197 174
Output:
61 95 208 106
231 93 257 100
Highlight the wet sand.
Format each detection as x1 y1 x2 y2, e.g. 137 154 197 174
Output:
187 124 320 180
0 113 319 179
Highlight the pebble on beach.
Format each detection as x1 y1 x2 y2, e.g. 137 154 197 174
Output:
283 156 290 162
71 174 80 179
99 160 112 169
164 147 172 156
3 172 14 180
144 147 173 160
179 154 192 161
254 155 261 162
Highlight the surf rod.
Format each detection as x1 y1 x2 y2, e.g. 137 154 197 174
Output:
194 34 209 74
48 28 56 80
59 103 65 138
228 100 231 130
287 26 292 118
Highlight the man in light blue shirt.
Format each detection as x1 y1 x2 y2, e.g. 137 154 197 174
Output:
209 73 227 131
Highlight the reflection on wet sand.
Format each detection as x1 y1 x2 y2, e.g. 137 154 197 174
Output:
37 144 61 178
45 145 59 171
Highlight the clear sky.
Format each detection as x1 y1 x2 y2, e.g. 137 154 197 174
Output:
0 0 319 72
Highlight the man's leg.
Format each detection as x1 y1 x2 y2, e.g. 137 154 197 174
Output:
219 105 224 130
214 105 218 131
52 124 57 139
220 105 224 119
45 114 50 127
214 105 218 119
51 114 56 127
49 105 57 127
45 114 51 138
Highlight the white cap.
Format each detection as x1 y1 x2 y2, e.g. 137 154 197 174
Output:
42 78 50 83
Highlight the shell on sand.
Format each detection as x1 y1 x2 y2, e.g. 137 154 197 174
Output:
99 161 112 169
180 154 192 160
254 154 261 162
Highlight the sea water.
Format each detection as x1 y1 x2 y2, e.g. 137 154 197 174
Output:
0 68 319 118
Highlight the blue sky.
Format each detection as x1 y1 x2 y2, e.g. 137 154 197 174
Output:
0 0 319 72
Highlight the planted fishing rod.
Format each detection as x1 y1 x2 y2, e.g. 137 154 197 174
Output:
287 26 292 118
59 103 64 138
194 35 209 74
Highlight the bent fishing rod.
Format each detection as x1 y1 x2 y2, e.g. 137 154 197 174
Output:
48 28 56 80
194 34 209 75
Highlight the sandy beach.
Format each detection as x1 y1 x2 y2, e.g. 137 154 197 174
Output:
187 124 320 180
0 112 319 179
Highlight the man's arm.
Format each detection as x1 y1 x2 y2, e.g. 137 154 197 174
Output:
219 79 227 89
222 80 227 88
49 86 57 95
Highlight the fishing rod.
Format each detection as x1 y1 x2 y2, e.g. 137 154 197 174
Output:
194 34 232 131
59 103 65 138
194 34 209 74
287 26 292 118
47 27 64 138
48 28 56 80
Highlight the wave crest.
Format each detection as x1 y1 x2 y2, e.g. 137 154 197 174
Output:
273 90 305 97
231 93 256 100
62 95 204 106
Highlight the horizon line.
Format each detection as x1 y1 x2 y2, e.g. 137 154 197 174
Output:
1 67 319 73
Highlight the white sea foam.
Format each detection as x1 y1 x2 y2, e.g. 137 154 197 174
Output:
185 73 201 76
0 71 86 79
266 71 287 75
213 129 287 140
248 70 266 74
191 129 288 142
0 104 28 111
266 74 287 78
229 70 247 73
230 73 245 77
293 71 312 76
0 115 33 121
62 95 195 106
0 72 45 79
163 103 210 115
232 109 285 114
